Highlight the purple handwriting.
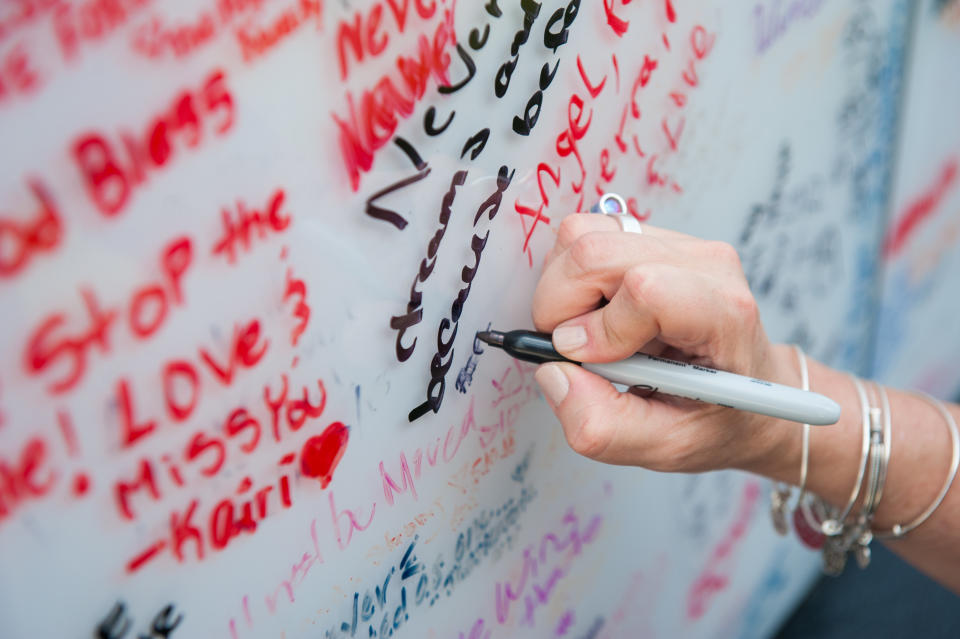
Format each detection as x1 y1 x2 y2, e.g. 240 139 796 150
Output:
754 0 825 55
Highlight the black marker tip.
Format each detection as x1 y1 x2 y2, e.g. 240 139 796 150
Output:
476 330 505 347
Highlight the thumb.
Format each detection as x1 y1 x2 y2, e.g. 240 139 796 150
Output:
534 362 656 465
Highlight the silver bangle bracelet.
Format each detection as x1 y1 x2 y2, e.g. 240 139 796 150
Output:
875 385 893 508
859 382 888 519
875 392 960 539
793 345 811 508
821 375 871 536
844 382 892 569
769 345 814 537
793 347 830 540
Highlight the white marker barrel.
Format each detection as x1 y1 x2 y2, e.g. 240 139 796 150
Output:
584 353 840 425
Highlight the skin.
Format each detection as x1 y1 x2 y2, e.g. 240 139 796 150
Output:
531 214 960 594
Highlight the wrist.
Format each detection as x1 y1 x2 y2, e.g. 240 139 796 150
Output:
740 353 863 504
734 342 805 478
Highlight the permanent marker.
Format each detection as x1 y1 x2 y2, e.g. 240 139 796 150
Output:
476 329 841 425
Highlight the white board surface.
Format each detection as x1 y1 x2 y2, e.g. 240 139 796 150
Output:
0 1 919 637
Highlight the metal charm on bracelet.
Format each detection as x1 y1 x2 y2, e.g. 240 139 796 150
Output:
875 392 960 539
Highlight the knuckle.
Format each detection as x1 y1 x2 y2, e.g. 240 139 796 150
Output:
622 265 658 304
530 293 554 331
531 306 548 331
557 214 591 247
729 286 760 325
566 411 613 459
568 233 609 274
601 308 630 349
703 240 742 267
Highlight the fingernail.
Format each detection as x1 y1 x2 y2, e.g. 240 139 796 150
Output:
535 364 570 407
553 325 587 352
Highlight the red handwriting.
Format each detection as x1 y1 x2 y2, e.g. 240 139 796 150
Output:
232 365 533 635
117 317 269 449
113 373 326 521
0 1 59 45
126 468 296 573
211 187 291 264
72 68 234 217
686 480 760 620
0 437 56 525
236 0 324 63
603 0 676 38
53 0 153 62
385 361 535 503
514 64 599 265
283 267 310 347
24 236 192 395
262 519 324 614
333 4 455 191
884 156 958 259
514 12 715 266
380 395 483 507
604 23 713 200
603 0 630 37
0 43 42 105
132 0 268 60
336 0 438 80
227 489 372 636
227 362 537 636
328 488 376 551
228 516 324 637
0 179 61 279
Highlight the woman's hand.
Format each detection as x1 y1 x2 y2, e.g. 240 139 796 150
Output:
531 214 799 473
533 214 960 595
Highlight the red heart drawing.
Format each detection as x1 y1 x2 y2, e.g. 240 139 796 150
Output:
300 421 349 489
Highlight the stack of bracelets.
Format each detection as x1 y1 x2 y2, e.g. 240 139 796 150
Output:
770 347 960 575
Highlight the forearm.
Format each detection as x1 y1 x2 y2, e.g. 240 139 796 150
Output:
743 344 960 593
